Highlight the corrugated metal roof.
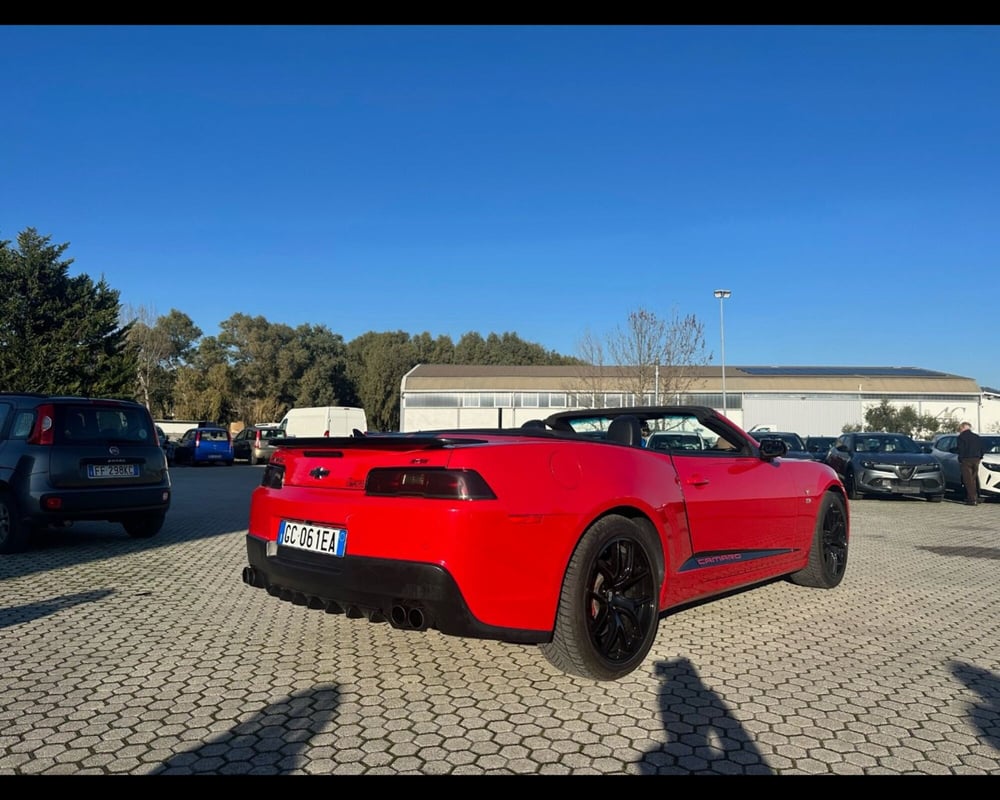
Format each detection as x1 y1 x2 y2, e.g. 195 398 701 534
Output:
401 364 983 394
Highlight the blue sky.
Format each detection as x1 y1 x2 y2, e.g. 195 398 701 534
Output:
3 25 998 389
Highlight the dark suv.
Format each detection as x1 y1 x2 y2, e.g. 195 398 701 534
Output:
825 431 945 502
0 393 171 553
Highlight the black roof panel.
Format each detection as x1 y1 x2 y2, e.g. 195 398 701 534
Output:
737 366 950 378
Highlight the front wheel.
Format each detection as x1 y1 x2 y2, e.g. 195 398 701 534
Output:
843 470 860 501
540 514 661 681
789 491 848 588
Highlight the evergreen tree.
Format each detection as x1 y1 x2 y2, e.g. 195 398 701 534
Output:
0 227 135 396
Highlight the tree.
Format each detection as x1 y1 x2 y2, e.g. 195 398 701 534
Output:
346 331 416 432
861 398 942 438
216 313 302 424
124 304 176 415
292 324 355 410
410 331 455 364
575 306 711 406
0 227 135 396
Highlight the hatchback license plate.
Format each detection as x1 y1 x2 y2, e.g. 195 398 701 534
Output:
88 464 140 479
278 520 347 557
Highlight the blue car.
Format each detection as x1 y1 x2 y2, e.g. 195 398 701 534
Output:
172 426 234 467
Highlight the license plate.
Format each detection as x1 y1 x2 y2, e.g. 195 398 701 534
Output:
894 484 921 494
278 520 347 557
88 464 140 479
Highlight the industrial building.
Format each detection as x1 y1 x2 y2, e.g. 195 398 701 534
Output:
399 364 1000 435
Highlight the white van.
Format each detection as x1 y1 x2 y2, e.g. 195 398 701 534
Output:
278 406 368 438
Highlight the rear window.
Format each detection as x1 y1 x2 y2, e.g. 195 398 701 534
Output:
198 429 230 442
260 429 283 440
56 404 156 445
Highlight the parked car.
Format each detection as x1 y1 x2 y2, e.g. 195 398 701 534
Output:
242 404 848 681
825 432 945 502
0 392 171 553
930 433 1000 498
172 426 234 467
233 424 284 465
155 425 176 466
804 435 837 462
980 439 1000 500
753 431 812 460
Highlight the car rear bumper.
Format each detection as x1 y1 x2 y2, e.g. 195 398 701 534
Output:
243 534 547 644
20 484 171 524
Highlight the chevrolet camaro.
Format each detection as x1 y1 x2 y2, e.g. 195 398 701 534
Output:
242 406 849 681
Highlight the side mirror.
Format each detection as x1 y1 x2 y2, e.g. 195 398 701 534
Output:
759 437 787 459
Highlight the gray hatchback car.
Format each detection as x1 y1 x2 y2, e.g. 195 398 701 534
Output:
232 424 284 465
0 393 172 553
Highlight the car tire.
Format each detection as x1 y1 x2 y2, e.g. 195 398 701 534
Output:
0 491 31 554
844 470 860 501
789 491 848 589
539 514 661 681
123 513 166 539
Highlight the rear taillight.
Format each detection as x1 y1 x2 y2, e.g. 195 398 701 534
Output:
27 403 55 445
261 462 285 489
365 468 496 500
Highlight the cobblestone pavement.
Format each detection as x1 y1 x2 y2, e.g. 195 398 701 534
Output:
1 466 998 775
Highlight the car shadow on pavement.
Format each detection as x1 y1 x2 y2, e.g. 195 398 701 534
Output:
948 661 1000 751
636 657 772 774
149 685 341 775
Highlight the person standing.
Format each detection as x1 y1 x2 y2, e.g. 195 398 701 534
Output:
957 421 984 506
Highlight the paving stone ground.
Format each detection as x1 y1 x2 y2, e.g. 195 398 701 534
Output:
1 465 998 775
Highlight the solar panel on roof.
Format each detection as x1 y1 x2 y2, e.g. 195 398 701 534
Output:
737 366 950 378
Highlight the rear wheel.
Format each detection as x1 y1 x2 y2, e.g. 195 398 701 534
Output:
123 513 165 539
540 514 661 681
0 492 31 554
789 491 848 588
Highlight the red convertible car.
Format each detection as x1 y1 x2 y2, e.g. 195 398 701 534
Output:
242 406 849 681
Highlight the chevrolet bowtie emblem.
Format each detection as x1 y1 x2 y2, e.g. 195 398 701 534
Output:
309 467 330 479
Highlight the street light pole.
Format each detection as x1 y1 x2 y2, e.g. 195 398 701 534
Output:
713 289 732 414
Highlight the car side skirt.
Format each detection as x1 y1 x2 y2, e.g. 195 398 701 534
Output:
678 548 798 572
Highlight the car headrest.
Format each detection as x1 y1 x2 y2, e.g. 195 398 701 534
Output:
606 415 643 447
